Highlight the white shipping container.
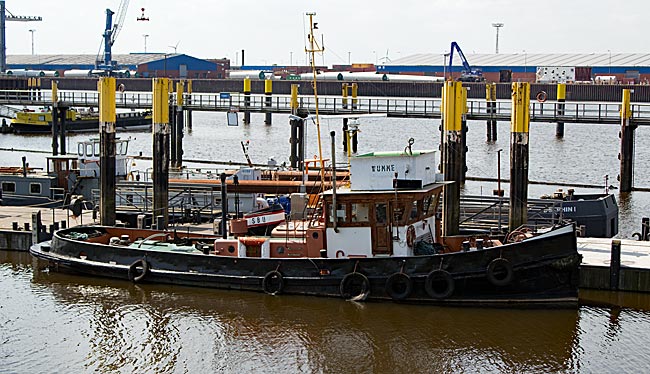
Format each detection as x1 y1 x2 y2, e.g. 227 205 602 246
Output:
536 66 576 83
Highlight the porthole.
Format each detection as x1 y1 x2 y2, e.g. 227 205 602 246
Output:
228 245 235 253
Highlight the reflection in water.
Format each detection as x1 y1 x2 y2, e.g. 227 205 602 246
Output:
24 262 582 373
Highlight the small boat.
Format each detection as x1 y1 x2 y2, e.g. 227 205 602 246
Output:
10 108 152 134
241 203 287 236
30 149 581 307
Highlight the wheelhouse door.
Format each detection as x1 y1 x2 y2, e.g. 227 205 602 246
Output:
372 202 392 255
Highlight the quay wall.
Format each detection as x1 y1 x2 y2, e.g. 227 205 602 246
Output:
4 76 650 102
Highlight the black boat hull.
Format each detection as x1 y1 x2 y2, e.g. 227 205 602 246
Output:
30 225 580 307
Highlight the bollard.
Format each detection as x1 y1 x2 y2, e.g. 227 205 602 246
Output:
60 220 66 229
156 215 165 231
24 222 30 231
610 240 621 290
53 222 59 231
12 221 18 231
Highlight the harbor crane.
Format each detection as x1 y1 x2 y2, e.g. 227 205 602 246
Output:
95 0 131 75
448 41 485 82
0 1 42 72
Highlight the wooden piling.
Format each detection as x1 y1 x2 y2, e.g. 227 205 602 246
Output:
220 173 228 239
51 81 59 155
442 81 463 236
243 77 251 125
173 81 184 169
485 83 497 142
556 83 566 138
98 77 117 226
58 106 67 154
619 89 636 193
509 82 530 232
460 86 468 184
152 78 170 229
264 79 272 125
185 80 193 131
342 83 348 109
610 239 621 290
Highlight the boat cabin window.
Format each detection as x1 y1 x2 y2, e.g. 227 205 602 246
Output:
351 203 370 222
410 200 422 220
85 144 93 157
1 182 15 193
117 141 128 155
328 203 347 223
375 203 388 224
38 115 45 122
93 142 100 157
29 183 41 195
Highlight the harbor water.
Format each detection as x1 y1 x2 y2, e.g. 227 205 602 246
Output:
1 112 650 372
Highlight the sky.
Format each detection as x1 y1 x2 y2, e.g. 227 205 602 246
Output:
5 0 650 66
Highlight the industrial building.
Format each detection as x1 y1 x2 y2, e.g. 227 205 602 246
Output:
6 54 229 79
377 53 650 84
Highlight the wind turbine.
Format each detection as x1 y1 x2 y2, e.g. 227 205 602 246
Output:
168 40 180 54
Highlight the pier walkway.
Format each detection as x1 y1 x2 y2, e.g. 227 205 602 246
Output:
2 90 650 125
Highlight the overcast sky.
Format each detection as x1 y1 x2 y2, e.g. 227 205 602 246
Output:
6 0 650 65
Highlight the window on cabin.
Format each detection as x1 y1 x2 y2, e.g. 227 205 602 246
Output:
328 203 347 223
85 144 93 157
393 202 406 224
424 194 438 216
409 200 421 221
29 183 41 195
77 143 84 157
38 115 45 122
93 142 100 157
351 203 370 222
1 182 15 193
375 203 388 224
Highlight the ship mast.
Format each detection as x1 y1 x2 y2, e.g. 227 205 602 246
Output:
305 12 326 187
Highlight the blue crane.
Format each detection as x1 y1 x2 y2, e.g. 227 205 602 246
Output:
95 0 130 74
448 41 485 82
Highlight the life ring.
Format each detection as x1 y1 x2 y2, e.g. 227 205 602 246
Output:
424 269 454 299
240 237 267 246
486 258 513 287
406 225 416 248
536 91 547 103
385 272 413 300
339 272 370 301
128 259 149 283
262 270 284 295
117 83 126 93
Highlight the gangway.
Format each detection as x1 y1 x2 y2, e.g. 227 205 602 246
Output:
0 103 19 118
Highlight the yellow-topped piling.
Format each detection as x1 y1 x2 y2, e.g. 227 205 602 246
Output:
98 77 116 125
176 81 184 107
186 80 192 94
342 83 348 109
290 84 299 113
621 89 631 119
485 82 496 101
511 82 530 133
153 78 170 125
442 81 464 132
264 79 272 94
51 80 58 105
243 78 251 93
485 83 497 141
351 83 358 109
557 83 566 101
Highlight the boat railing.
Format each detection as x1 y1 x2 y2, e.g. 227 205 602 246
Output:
455 195 565 232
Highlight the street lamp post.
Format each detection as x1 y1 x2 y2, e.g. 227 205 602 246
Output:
348 51 351 65
290 51 293 66
523 50 527 78
608 49 612 74
492 23 504 54
443 53 450 80
29 29 35 55
143 34 149 53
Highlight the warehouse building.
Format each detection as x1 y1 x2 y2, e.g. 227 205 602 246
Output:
377 53 650 84
6 53 229 79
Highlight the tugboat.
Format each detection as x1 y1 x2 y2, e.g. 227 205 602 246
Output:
29 14 580 307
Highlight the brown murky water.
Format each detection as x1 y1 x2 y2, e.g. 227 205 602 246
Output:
2 112 650 372
2 251 650 373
